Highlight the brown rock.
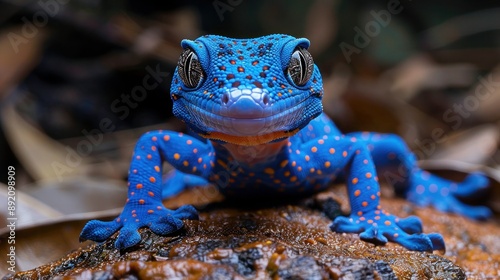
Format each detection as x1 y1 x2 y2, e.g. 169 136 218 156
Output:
3 185 500 279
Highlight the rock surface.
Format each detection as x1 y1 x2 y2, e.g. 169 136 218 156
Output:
3 185 500 280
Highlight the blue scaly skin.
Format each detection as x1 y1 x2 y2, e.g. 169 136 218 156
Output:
80 34 491 252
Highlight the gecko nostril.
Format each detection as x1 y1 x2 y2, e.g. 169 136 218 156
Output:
262 93 270 105
221 93 230 104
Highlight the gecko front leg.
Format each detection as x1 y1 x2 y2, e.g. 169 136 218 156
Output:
294 135 445 251
80 130 214 249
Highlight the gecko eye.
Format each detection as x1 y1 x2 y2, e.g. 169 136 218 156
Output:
177 48 205 88
287 46 314 87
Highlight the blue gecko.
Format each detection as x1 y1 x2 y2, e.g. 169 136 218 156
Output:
80 34 491 252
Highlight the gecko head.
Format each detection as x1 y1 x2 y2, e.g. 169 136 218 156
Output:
170 34 324 146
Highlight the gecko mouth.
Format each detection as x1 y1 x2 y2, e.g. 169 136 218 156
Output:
181 91 312 145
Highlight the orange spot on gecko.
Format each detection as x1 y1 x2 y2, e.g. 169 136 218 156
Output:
183 161 189 167
290 176 297 182
292 161 297 167
352 178 359 184
310 168 315 173
198 158 203 163
385 221 391 226
354 190 361 197
329 148 335 154
152 136 157 141
151 146 157 152
193 148 198 153
264 168 275 175
148 191 154 197
284 171 290 177
324 161 331 168
297 166 302 171
393 233 399 238
305 155 310 161
149 177 156 183
139 199 145 204
342 151 348 157
362 201 368 207
136 155 141 160
136 184 143 189
363 159 368 164
163 135 170 141
371 195 376 200
147 154 152 160
365 172 372 179
357 211 363 216
154 166 160 172
311 146 317 153
187 140 193 145
280 160 289 167
147 210 154 214
318 139 324 144
174 153 180 160
133 169 138 174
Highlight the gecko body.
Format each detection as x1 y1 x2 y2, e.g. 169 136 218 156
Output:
81 34 491 251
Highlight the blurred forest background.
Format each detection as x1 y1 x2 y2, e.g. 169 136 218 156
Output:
1 0 500 237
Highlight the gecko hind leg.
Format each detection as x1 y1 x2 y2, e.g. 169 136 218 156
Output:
348 132 491 220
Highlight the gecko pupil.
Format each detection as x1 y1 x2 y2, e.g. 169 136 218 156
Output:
178 48 204 88
287 46 313 87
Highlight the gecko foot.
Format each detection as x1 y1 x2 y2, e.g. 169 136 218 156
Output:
80 204 198 249
408 171 492 220
330 211 445 252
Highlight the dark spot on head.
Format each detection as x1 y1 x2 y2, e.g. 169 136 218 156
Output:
218 52 224 57
233 41 237 45
250 53 255 57
280 84 286 89
258 44 264 49
230 60 236 65
263 66 270 71
252 60 259 66
238 56 244 60
218 81 225 88
232 81 241 87
260 72 266 78
267 81 274 88
228 50 234 55
227 74 235 80
219 44 225 49
227 43 232 48
246 75 252 80
253 81 263 88
313 78 317 83
213 77 218 82
237 67 245 72
219 66 226 71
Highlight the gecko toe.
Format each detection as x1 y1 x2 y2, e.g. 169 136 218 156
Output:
80 219 121 243
395 216 423 234
173 205 199 220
